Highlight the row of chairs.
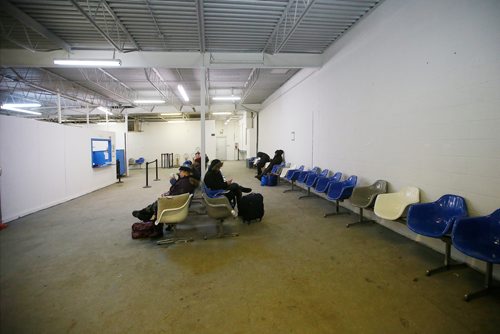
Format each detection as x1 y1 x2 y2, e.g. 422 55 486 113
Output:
272 164 499 301
153 185 238 245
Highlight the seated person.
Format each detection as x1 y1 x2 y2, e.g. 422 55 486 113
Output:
132 165 200 222
254 151 270 179
204 159 251 208
258 149 284 180
192 151 209 181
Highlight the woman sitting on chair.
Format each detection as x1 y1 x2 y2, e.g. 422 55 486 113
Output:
203 159 251 208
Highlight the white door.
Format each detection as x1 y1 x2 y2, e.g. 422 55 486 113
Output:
216 136 227 160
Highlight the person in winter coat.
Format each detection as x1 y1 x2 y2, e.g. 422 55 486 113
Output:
258 149 284 180
204 159 252 208
254 152 270 179
132 165 199 222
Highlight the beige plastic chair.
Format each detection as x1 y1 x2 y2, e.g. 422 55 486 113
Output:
347 180 388 228
374 186 420 221
202 194 239 238
155 193 193 245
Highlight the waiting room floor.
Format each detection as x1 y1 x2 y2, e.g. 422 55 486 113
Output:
1 161 499 333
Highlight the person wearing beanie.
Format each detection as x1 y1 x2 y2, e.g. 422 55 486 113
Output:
203 159 251 208
132 165 198 223
258 149 284 180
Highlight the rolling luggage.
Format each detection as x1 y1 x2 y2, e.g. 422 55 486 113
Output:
238 193 264 223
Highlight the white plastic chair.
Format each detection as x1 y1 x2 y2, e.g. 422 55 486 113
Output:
374 186 420 221
155 193 193 245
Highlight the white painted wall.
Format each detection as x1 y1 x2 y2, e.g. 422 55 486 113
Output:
214 120 241 160
258 0 500 276
0 115 116 222
126 120 216 165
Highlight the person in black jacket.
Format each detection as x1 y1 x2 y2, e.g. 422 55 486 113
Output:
254 152 270 179
204 159 251 207
258 149 284 180
132 165 199 222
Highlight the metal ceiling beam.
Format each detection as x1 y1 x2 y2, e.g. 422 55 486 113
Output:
78 68 139 105
0 0 71 52
143 68 185 110
261 0 296 53
101 0 140 51
0 50 323 68
240 68 259 104
195 0 206 53
0 67 113 108
69 0 134 52
274 0 318 54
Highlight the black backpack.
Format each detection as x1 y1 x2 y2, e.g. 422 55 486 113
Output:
238 193 264 223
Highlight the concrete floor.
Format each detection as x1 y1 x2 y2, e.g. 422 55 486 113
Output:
1 161 499 333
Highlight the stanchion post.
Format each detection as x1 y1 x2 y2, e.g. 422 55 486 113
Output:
143 161 151 188
116 160 123 183
154 159 160 181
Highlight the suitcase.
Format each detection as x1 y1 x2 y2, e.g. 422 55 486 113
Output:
131 221 162 239
238 193 264 223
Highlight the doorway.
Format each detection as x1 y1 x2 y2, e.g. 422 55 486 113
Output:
216 136 227 160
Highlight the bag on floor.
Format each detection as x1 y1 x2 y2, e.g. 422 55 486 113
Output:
238 193 264 223
267 174 278 186
261 175 268 186
131 221 161 239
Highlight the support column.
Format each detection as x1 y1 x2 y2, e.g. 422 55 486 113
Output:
57 92 62 124
200 66 206 180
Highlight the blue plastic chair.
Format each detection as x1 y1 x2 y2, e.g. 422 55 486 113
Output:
135 157 145 168
313 172 342 194
202 183 229 198
283 165 305 193
452 209 500 301
299 168 330 199
324 175 358 217
407 194 468 276
297 166 321 185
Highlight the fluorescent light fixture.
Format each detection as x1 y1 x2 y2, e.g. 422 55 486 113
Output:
177 85 189 102
133 99 165 104
97 106 113 115
168 120 186 123
212 112 232 115
161 112 183 116
212 96 241 101
2 103 41 108
54 59 121 67
1 106 42 115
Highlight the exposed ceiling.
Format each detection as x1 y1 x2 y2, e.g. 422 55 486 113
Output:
0 0 381 123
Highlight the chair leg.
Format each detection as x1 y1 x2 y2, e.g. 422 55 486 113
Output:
464 263 499 301
346 208 375 228
156 226 194 245
425 237 467 276
324 200 350 217
298 187 314 199
283 180 298 193
204 219 239 239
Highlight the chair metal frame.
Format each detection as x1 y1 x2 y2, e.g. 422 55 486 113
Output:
407 194 468 276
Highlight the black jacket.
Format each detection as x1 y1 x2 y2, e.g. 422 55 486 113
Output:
256 152 270 163
169 175 197 195
203 169 228 190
